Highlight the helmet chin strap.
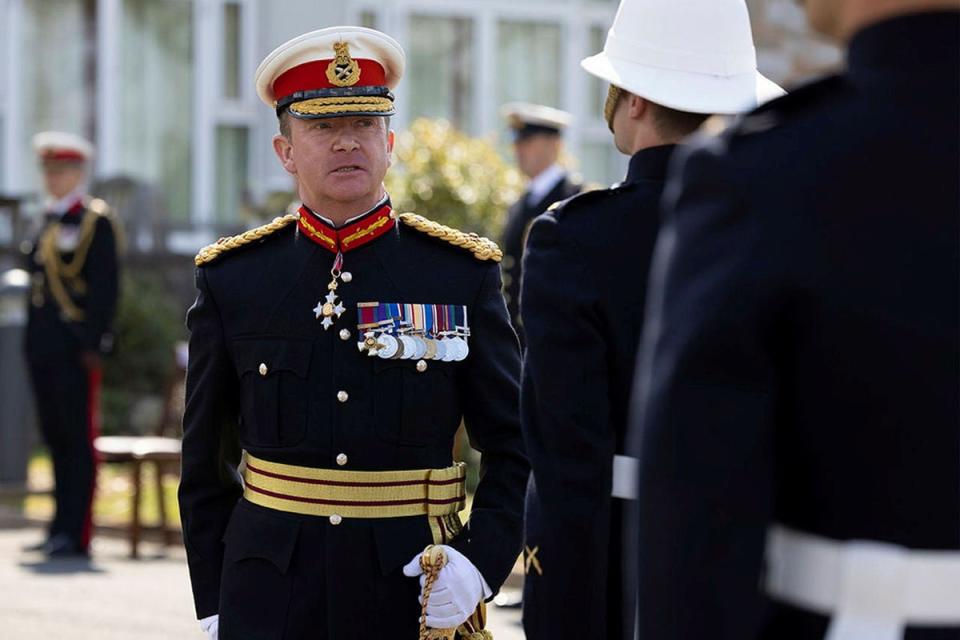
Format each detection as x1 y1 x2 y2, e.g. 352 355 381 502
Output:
604 84 623 134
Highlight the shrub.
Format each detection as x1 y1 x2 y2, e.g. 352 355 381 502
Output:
101 272 182 435
385 118 523 240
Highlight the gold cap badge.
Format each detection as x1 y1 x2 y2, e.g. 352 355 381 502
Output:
326 41 361 87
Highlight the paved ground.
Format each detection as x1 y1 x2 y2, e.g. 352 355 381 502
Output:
0 519 525 639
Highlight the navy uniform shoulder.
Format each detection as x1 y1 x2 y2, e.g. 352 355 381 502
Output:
544 183 621 218
194 213 299 267
721 74 847 142
397 212 502 263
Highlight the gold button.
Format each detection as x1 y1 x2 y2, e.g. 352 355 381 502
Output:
339 328 351 341
341 272 353 283
329 514 342 526
258 363 268 376
416 360 428 373
337 390 349 403
336 453 348 466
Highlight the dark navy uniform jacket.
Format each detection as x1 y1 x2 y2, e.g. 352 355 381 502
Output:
501 174 581 343
179 207 528 638
24 199 119 363
629 13 960 640
519 145 675 640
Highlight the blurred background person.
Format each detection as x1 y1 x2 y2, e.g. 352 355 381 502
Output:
629 0 960 638
22 132 121 558
499 103 581 345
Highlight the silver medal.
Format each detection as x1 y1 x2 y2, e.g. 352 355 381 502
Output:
448 337 467 361
377 334 399 359
410 336 428 360
441 338 457 362
398 335 418 360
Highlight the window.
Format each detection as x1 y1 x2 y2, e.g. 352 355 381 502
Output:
215 125 248 222
119 0 194 220
359 9 378 29
495 20 562 109
406 15 475 131
16 0 93 196
213 0 255 224
223 3 242 100
586 25 607 120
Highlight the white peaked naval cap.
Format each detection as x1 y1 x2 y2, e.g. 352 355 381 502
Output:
501 102 574 131
581 0 785 114
255 26 405 119
32 131 94 162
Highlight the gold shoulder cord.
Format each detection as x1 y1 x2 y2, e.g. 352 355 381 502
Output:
398 213 503 262
38 202 114 321
194 213 299 267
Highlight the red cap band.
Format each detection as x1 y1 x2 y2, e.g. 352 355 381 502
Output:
42 150 87 162
273 59 387 103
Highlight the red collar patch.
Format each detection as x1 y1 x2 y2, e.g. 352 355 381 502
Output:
297 202 396 254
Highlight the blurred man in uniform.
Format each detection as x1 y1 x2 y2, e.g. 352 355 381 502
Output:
178 26 527 640
518 1 782 638
629 1 960 638
499 103 580 345
23 132 120 558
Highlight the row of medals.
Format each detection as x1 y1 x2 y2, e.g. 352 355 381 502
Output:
358 329 470 362
314 262 470 362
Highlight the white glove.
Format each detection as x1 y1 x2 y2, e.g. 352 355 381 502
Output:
199 614 218 640
402 545 492 629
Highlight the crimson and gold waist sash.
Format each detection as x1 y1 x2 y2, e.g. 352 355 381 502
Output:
242 453 467 519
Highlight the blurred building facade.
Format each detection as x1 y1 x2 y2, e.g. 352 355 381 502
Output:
0 0 841 252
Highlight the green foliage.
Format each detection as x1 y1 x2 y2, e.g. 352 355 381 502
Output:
385 119 524 240
101 272 182 435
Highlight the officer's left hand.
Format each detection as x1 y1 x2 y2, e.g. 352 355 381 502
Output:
402 545 491 629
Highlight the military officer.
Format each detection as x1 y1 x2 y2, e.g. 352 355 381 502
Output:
518 1 782 638
499 103 581 345
178 27 527 639
628 1 960 639
23 131 120 558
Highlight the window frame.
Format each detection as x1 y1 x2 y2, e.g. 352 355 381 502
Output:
347 0 625 186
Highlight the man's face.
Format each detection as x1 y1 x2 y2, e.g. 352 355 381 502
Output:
513 134 560 179
275 115 394 207
41 161 86 200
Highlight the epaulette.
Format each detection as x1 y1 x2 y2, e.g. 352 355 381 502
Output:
546 186 611 214
85 197 127 254
398 212 502 262
87 197 110 216
195 213 299 267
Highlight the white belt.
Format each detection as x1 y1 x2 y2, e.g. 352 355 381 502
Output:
765 525 960 640
611 454 638 500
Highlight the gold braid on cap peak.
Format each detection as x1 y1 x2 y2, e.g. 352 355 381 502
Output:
194 213 299 266
398 213 502 263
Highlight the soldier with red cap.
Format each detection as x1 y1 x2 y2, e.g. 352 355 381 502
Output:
178 26 527 639
23 131 120 559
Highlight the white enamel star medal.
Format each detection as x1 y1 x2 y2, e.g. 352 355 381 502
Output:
314 252 347 330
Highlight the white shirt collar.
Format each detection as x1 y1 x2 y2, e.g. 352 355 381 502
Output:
525 164 566 206
46 188 86 215
312 195 390 229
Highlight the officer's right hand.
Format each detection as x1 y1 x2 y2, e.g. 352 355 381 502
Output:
199 614 218 639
